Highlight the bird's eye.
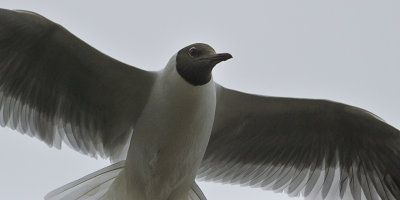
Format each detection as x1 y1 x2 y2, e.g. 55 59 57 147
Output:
188 47 200 57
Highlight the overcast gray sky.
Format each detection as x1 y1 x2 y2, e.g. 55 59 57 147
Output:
0 1 399 199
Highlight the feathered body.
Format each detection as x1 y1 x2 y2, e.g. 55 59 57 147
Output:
108 55 216 200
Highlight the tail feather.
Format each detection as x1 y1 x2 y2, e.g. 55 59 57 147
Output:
45 161 125 200
45 161 207 200
189 182 207 200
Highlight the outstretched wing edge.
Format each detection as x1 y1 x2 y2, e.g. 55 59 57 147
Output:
0 9 156 161
199 84 400 200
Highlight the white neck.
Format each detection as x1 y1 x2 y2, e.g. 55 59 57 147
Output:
113 54 217 200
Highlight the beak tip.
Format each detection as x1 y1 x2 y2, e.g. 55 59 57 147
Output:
218 53 233 62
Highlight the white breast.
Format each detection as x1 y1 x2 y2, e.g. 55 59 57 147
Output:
116 54 216 200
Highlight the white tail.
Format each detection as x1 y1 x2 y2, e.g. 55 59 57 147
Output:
188 182 207 200
45 161 207 200
45 161 125 200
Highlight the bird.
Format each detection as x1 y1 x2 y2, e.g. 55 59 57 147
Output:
0 8 399 200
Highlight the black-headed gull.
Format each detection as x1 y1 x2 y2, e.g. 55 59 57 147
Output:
0 9 399 200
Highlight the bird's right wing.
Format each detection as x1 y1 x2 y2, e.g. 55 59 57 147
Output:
0 9 156 160
199 84 400 200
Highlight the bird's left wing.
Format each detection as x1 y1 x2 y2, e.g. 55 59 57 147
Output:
0 9 156 160
198 84 400 200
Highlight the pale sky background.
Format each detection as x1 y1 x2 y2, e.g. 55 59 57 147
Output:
0 1 399 200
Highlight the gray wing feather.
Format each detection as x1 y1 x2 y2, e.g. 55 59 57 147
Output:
0 9 155 160
199 84 400 200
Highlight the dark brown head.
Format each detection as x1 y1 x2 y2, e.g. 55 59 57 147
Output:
176 43 232 86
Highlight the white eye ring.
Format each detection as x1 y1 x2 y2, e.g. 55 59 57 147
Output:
188 47 199 57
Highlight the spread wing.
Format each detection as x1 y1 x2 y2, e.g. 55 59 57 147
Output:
199 84 400 200
0 9 155 160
